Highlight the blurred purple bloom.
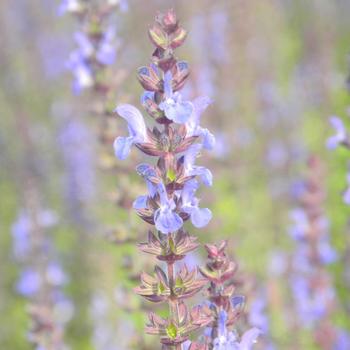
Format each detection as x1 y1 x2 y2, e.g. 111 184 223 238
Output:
213 310 261 350
335 329 350 350
46 263 68 286
108 0 129 12
17 269 42 297
11 212 31 259
209 10 229 64
212 132 229 159
239 328 262 350
343 173 350 205
67 51 94 94
288 208 308 241
59 119 96 203
327 116 346 150
159 72 193 124
317 239 337 264
114 104 148 160
154 182 183 234
58 0 82 16
266 140 288 168
248 296 269 333
96 27 118 65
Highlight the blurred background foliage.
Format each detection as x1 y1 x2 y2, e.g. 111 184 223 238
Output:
1 0 350 349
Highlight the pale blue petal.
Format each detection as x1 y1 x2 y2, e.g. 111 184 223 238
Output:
154 208 183 234
115 104 147 142
133 195 148 210
113 136 134 160
193 166 213 186
239 327 262 350
190 207 212 228
172 101 193 124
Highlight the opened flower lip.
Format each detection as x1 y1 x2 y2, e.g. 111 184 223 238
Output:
154 182 183 234
114 104 148 160
159 71 194 124
326 116 347 150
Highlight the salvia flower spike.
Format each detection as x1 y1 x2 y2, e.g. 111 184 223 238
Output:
200 241 261 349
114 9 215 349
288 156 350 349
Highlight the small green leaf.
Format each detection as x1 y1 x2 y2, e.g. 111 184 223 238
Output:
166 323 177 339
158 282 165 294
167 168 176 182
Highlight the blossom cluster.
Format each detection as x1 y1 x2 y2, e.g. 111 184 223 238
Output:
114 10 215 348
200 241 261 350
12 208 72 350
287 156 349 348
113 9 260 349
327 115 350 204
59 0 127 94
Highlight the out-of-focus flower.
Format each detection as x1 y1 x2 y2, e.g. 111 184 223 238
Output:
213 310 261 350
327 116 347 150
16 269 42 297
58 0 83 16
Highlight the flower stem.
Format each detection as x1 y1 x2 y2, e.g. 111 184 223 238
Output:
167 236 182 350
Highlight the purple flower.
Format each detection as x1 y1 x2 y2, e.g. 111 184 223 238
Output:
11 212 31 260
108 0 129 12
326 116 346 150
181 179 212 228
46 263 68 286
288 208 308 241
248 297 269 333
16 269 42 297
239 328 262 350
213 310 261 350
334 329 350 350
58 0 82 16
184 144 213 186
59 118 96 203
74 32 94 57
159 71 193 124
96 26 118 66
343 173 350 205
66 51 94 94
186 96 215 150
317 238 337 264
266 140 288 168
154 182 183 234
114 104 148 160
